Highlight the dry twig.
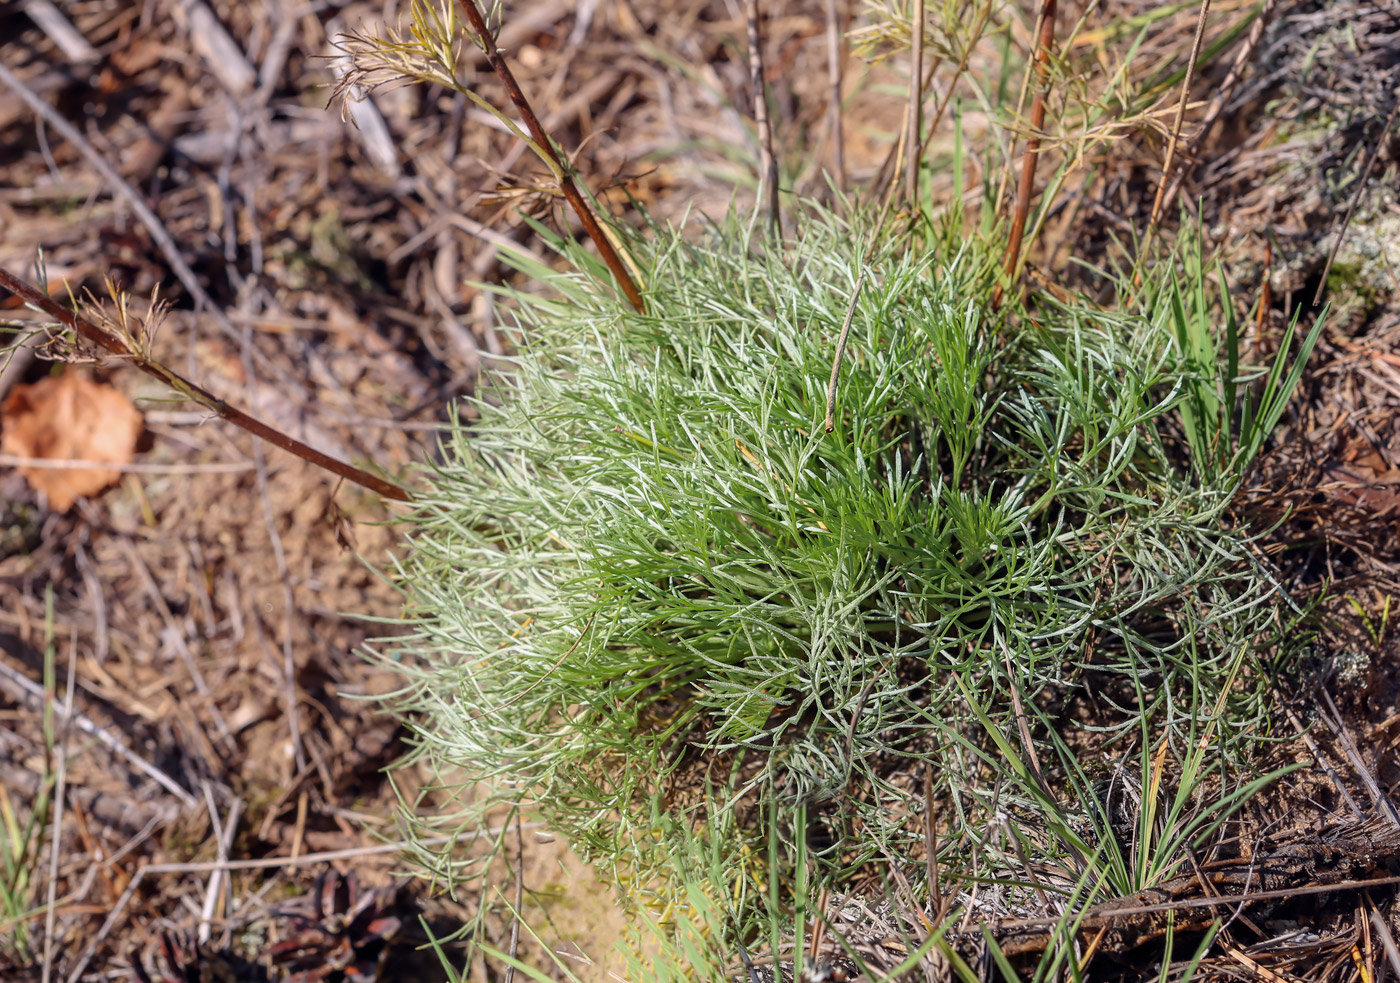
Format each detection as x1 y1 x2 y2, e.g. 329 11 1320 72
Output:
0 656 198 809
906 0 925 205
41 635 77 983
915 0 995 166
196 792 243 945
174 0 255 95
0 453 254 474
1159 0 1279 218
21 0 97 64
1370 905 1400 981
825 0 846 190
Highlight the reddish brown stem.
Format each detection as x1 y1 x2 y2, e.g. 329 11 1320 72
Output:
454 0 645 314
992 0 1057 310
0 267 411 502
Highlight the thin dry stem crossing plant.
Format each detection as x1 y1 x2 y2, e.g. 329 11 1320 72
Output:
1158 0 1280 220
914 0 994 167
906 0 925 205
1313 95 1400 308
824 0 846 190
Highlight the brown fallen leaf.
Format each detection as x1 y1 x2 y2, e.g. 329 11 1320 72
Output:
1 370 144 511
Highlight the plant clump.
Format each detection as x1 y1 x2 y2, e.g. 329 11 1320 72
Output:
379 205 1313 940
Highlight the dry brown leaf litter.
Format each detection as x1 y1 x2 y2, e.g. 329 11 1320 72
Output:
1 369 144 511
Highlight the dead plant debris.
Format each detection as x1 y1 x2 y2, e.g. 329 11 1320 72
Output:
1 369 144 511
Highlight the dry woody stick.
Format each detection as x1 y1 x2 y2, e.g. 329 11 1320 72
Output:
825 0 846 190
1313 96 1400 308
0 268 411 502
915 0 994 165
1158 0 1279 219
1147 0 1215 233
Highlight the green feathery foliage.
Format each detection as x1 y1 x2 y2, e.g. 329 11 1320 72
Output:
375 206 1312 932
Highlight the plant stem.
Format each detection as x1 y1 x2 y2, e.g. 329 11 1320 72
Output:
824 268 868 434
745 0 782 234
866 57 939 211
992 0 1057 309
1146 0 1214 236
453 0 646 313
915 0 995 165
1158 0 1278 221
0 267 411 502
906 0 925 205
825 0 846 191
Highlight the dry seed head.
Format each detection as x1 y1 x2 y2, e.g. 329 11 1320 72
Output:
328 0 559 181
331 0 468 121
850 0 984 61
68 278 170 363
